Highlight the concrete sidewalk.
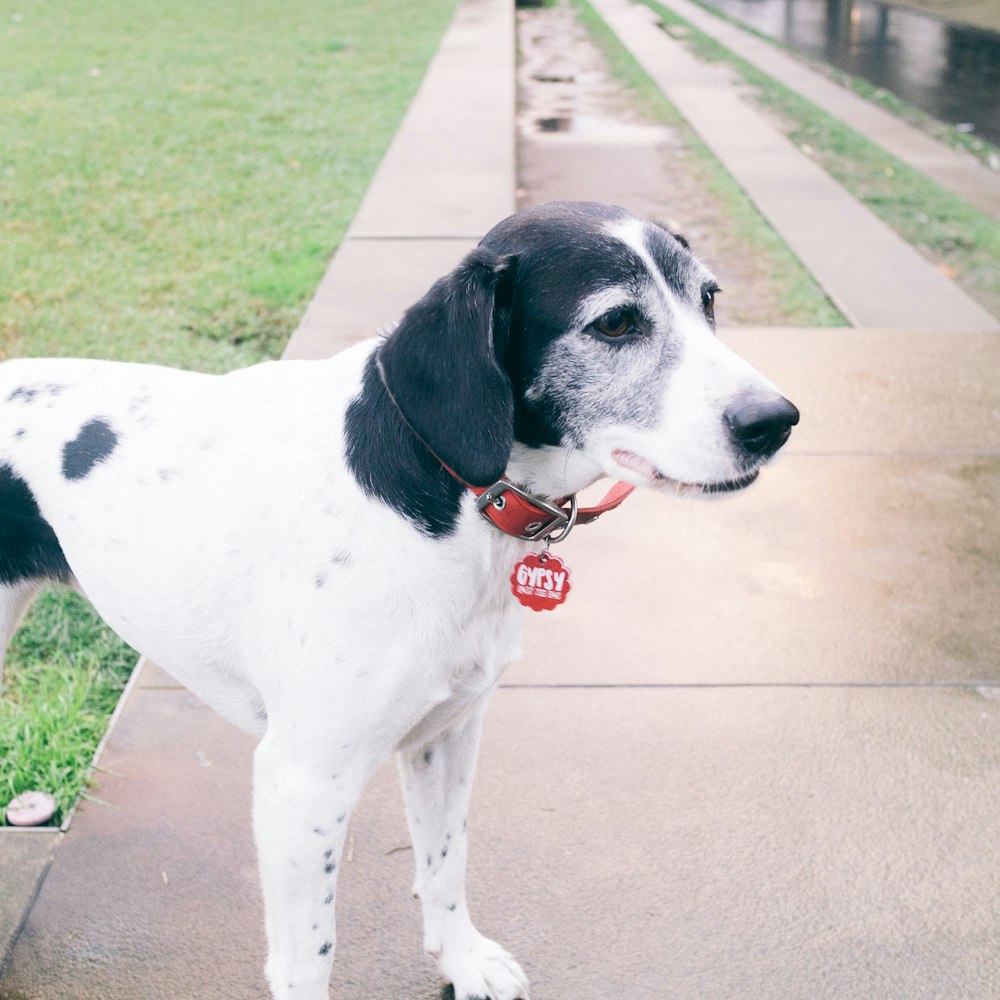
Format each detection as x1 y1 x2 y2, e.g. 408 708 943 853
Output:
3 0 1000 997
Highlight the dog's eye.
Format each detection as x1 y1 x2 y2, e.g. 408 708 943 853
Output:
701 284 720 320
590 309 636 339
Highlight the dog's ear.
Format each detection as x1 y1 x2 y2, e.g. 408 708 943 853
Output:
376 247 516 488
651 219 691 251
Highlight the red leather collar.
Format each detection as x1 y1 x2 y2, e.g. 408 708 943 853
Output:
471 477 634 542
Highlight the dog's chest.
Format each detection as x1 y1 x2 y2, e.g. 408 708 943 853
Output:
383 525 528 748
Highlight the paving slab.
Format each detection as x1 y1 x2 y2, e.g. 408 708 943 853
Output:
346 0 514 240
8 686 1000 999
588 0 1000 332
469 686 1000 1000
656 0 1000 221
0 833 60 974
722 326 1000 455
513 452 1000 687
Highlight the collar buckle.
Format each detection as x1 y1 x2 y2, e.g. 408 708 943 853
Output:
475 480 579 543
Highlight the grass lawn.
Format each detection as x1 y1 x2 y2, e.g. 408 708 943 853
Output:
0 0 458 825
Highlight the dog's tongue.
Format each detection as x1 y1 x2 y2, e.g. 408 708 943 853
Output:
611 448 662 483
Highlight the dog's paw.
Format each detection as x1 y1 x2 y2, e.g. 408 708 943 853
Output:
438 932 530 1000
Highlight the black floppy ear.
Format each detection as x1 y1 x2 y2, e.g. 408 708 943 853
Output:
650 218 691 251
376 247 515 488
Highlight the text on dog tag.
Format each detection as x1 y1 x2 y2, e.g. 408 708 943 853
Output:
510 552 571 612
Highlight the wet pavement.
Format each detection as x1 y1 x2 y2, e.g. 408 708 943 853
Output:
701 0 1000 146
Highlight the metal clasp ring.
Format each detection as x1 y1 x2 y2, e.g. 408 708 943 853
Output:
475 481 579 544
544 494 577 545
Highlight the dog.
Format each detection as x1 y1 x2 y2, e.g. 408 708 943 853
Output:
0 201 798 1000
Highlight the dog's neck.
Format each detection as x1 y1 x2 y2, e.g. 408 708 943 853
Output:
504 442 605 502
346 351 608 538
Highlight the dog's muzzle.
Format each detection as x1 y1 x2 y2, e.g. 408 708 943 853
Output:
724 393 800 461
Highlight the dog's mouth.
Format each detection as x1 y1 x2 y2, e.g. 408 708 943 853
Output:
611 449 760 496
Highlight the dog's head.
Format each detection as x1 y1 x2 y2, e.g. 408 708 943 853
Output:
377 201 798 498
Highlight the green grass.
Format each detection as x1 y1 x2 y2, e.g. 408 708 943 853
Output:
571 0 845 326
1 0 458 369
0 0 457 825
1 590 138 825
641 0 1000 320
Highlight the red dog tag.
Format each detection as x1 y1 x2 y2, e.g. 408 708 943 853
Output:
510 551 572 612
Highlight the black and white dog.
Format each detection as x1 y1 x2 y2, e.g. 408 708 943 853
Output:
0 202 797 999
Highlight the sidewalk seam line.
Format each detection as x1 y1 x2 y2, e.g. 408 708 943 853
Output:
499 681 1000 689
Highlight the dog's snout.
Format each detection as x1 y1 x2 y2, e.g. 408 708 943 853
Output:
724 394 800 459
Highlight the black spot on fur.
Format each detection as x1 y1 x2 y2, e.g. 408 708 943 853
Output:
447 903 457 912
9 384 67 405
318 941 332 957
423 749 434 767
324 862 336 874
61 419 118 481
324 892 334 905
0 465 72 585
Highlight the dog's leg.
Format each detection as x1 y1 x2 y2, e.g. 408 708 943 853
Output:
0 580 42 683
399 694 530 1000
252 730 372 1000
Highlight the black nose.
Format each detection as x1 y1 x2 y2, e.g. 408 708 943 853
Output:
724 394 800 459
